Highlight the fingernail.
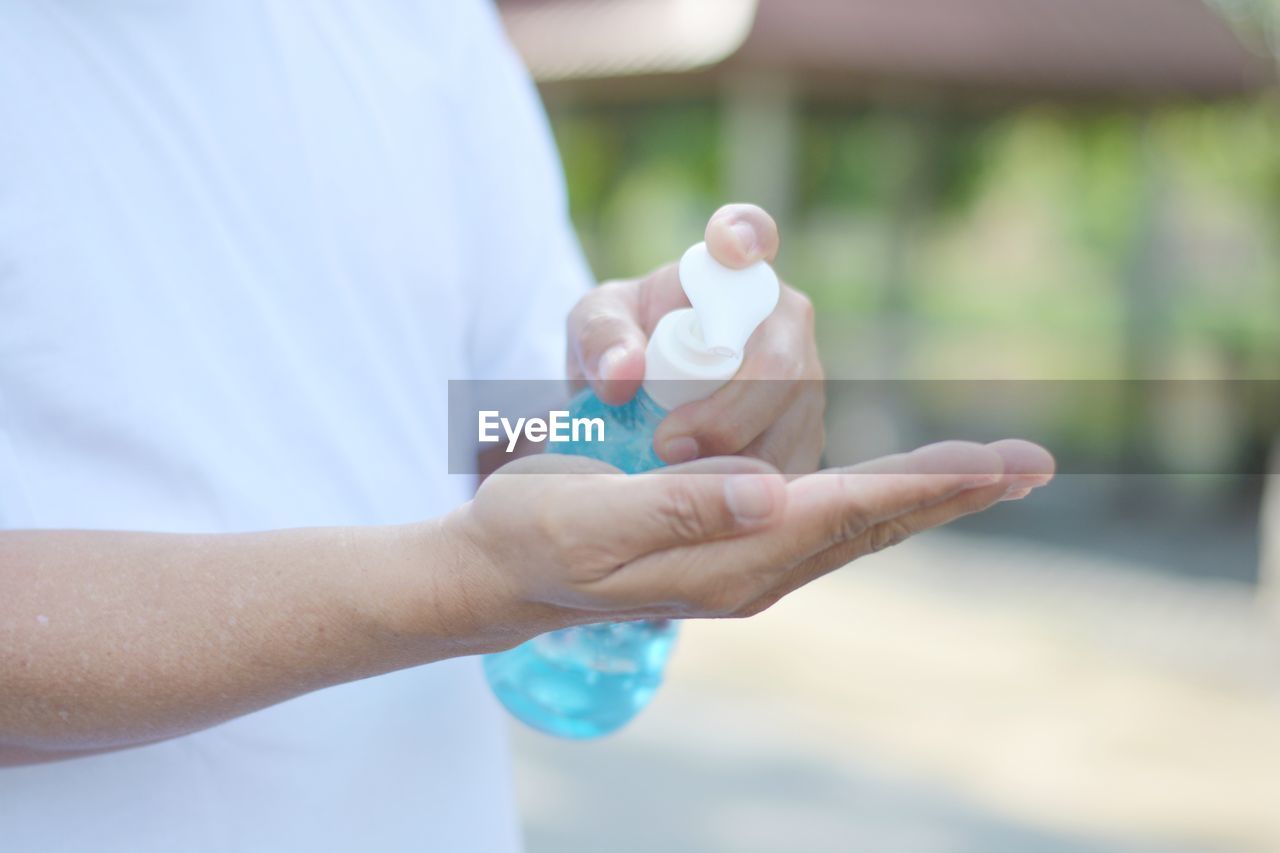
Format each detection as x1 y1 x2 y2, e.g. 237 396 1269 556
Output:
965 472 1003 488
596 345 628 381
1010 473 1053 490
730 222 759 261
999 486 1033 502
660 436 699 464
724 475 775 523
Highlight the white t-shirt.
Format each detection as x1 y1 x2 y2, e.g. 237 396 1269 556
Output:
0 2 590 850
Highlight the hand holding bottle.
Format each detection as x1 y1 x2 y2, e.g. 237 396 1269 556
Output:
490 203 1049 738
566 204 825 473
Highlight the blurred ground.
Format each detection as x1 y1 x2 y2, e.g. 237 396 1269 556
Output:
511 507 1280 853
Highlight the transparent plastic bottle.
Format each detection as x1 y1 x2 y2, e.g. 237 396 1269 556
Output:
484 242 779 738
482 386 676 738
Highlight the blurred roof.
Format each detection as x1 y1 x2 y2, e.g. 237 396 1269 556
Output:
497 0 1275 101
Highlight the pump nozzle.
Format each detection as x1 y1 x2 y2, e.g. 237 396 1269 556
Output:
678 242 780 358
642 241 782 412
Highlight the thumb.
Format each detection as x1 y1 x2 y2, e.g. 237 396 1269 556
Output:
704 203 781 269
581 457 787 561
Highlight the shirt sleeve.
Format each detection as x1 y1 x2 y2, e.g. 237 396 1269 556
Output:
453 0 594 382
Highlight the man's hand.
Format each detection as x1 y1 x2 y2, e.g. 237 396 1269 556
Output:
567 204 824 474
435 438 1054 648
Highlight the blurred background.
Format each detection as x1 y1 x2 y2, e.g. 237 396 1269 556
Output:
495 1 1280 850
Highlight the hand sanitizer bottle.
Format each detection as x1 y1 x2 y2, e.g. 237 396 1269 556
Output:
483 241 780 738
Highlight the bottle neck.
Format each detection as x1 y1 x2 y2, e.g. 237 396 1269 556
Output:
642 308 743 411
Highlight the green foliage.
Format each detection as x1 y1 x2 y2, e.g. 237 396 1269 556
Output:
546 94 1280 469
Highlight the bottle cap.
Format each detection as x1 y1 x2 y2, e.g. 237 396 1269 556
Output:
642 242 780 411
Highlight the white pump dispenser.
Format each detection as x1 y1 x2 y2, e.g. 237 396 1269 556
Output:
642 242 781 411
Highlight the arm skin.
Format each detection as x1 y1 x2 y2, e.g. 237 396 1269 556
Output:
0 440 1053 769
0 522 505 767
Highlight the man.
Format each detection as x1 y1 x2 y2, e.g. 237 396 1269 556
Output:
0 2 1052 851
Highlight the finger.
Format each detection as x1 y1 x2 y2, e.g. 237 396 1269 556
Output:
705 204 781 268
777 441 1005 553
776 476 1011 596
652 288 812 461
593 442 1003 614
569 456 787 564
566 281 648 405
752 439 1055 603
987 438 1056 489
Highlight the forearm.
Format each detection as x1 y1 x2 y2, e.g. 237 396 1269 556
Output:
0 521 501 760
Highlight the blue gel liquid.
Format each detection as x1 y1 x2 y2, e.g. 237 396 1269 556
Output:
483 387 679 738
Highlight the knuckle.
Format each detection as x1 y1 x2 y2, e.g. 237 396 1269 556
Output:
867 519 914 554
833 513 869 546
827 478 872 545
657 484 716 541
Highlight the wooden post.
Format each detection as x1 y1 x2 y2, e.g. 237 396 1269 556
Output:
722 70 795 226
1261 440 1280 621
1118 114 1172 480
871 106 944 449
